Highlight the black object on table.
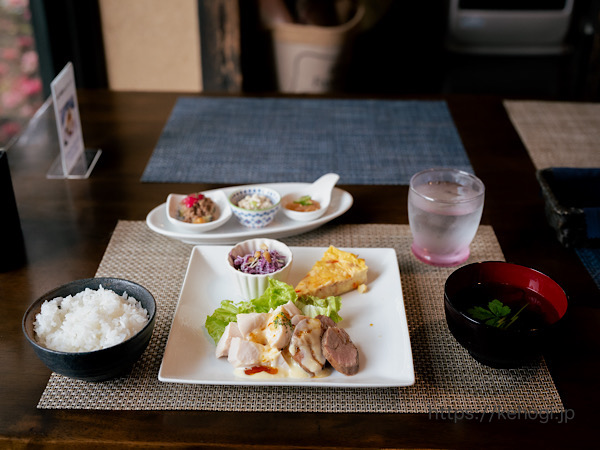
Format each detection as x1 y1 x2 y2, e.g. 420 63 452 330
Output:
0 150 26 271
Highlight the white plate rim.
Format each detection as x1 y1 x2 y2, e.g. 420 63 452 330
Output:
158 245 415 388
146 183 353 244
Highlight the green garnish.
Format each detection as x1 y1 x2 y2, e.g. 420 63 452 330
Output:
467 299 527 329
272 312 292 330
294 195 313 206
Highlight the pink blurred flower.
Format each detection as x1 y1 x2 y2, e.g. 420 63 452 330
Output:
18 77 42 96
17 35 34 49
2 90 25 109
20 50 38 74
0 0 40 137
2 47 19 60
4 0 28 12
1 121 22 138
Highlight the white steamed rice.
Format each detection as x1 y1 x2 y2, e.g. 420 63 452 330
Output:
33 285 149 352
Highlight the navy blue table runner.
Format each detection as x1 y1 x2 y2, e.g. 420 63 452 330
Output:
576 249 600 290
141 97 473 185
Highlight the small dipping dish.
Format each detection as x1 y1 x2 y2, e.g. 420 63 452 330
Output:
281 173 339 222
167 190 231 233
226 238 293 299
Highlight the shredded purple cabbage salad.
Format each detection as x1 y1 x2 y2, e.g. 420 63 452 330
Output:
232 249 286 274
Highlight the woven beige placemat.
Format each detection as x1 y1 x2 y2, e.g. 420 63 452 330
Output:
504 100 600 170
37 221 564 413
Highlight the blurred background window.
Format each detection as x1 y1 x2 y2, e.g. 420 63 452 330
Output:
0 0 44 148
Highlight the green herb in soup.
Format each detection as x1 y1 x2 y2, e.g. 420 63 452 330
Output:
467 299 527 329
458 282 559 331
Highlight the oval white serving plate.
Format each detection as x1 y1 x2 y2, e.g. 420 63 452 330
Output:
146 182 353 245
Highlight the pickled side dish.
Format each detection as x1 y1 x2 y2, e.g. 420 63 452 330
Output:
285 195 321 212
179 193 218 223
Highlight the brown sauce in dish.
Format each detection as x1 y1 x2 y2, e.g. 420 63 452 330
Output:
285 196 321 212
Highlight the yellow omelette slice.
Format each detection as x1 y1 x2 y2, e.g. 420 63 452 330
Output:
295 246 368 298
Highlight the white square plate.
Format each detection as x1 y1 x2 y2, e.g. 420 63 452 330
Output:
158 246 414 387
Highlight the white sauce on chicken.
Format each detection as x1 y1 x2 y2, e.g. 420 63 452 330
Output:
289 317 326 375
233 351 332 379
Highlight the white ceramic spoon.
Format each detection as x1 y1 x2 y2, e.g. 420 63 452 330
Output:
280 173 340 222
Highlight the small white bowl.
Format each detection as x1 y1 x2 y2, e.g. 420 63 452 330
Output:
281 173 339 222
229 187 281 229
226 238 293 299
166 190 231 233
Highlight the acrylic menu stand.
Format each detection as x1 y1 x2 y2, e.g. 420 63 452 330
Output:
22 97 101 180
47 147 102 179
45 62 101 179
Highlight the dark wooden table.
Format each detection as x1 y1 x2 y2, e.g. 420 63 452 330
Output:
2 91 598 449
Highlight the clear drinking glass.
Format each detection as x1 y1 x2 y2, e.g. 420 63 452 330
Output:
408 168 485 267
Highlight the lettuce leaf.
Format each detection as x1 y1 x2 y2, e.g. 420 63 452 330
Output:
251 278 297 312
295 295 343 323
205 279 294 343
204 278 343 344
204 300 239 345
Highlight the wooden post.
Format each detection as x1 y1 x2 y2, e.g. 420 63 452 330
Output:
198 0 243 92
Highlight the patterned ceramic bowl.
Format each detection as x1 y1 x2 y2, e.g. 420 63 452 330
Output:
226 238 293 299
228 186 281 228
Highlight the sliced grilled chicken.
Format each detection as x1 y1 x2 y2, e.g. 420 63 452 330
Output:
265 306 293 350
281 300 302 318
227 337 263 368
215 322 243 358
289 317 326 376
236 312 269 344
